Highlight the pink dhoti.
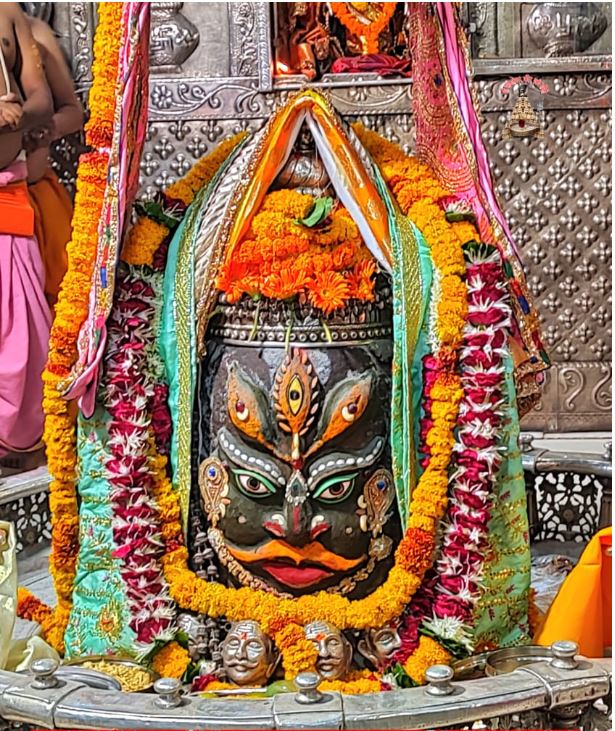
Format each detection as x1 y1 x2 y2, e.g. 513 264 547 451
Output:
0 159 51 456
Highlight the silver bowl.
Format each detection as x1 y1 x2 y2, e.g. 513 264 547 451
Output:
485 645 552 676
452 651 493 680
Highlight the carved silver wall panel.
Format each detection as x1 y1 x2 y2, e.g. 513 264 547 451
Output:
478 76 612 431
49 2 96 90
229 3 261 78
531 471 607 542
47 2 612 433
140 119 264 199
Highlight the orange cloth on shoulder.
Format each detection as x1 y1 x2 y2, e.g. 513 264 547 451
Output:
534 526 611 657
0 180 35 237
28 167 72 306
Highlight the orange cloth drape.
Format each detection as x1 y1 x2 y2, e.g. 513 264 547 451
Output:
28 167 72 307
535 526 612 657
0 180 34 237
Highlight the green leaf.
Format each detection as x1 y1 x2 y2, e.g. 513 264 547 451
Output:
445 210 477 225
175 629 190 649
184 661 201 683
295 197 334 228
135 199 181 230
391 663 417 688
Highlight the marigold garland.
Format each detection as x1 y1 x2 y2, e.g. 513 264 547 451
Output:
216 189 377 312
147 130 472 678
18 45 245 656
151 641 191 679
330 2 397 54
274 621 319 679
152 448 428 634
320 669 385 694
17 2 124 653
122 133 248 267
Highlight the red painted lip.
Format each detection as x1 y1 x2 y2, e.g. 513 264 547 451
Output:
260 560 334 589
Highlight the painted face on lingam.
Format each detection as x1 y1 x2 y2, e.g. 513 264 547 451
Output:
358 622 402 670
305 620 353 681
221 620 278 686
196 291 400 599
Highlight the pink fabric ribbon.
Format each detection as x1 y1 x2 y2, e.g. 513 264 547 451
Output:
435 3 521 262
63 3 151 416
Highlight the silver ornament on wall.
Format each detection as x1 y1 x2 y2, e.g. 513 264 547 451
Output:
526 2 609 57
149 2 199 73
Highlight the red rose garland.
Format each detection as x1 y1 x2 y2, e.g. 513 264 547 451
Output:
426 242 512 649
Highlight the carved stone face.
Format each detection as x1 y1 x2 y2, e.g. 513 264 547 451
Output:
358 623 402 670
305 621 352 681
220 620 277 687
195 300 399 600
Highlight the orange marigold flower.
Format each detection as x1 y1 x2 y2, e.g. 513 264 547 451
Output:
311 251 334 274
347 259 377 301
404 636 451 684
331 241 358 270
262 267 311 300
307 270 350 314
293 251 317 277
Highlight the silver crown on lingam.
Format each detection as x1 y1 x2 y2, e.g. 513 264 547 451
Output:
208 277 393 348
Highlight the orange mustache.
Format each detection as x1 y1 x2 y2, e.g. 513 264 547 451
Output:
228 539 365 572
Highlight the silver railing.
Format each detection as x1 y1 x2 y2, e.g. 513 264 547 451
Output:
0 643 610 730
520 435 612 480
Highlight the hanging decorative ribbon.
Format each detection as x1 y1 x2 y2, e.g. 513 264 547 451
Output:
60 3 151 417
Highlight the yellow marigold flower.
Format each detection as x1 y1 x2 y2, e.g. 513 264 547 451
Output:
404 637 452 684
152 641 191 680
261 189 314 219
122 217 169 267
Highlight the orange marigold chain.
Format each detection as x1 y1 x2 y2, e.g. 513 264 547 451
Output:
329 2 397 54
17 2 125 653
122 133 248 268
17 12 246 650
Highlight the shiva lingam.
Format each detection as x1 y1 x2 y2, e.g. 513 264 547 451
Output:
183 124 400 682
195 291 398 601
191 124 399 605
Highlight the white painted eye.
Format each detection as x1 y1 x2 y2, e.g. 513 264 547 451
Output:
341 403 359 422
318 479 354 502
235 400 249 422
237 473 270 496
